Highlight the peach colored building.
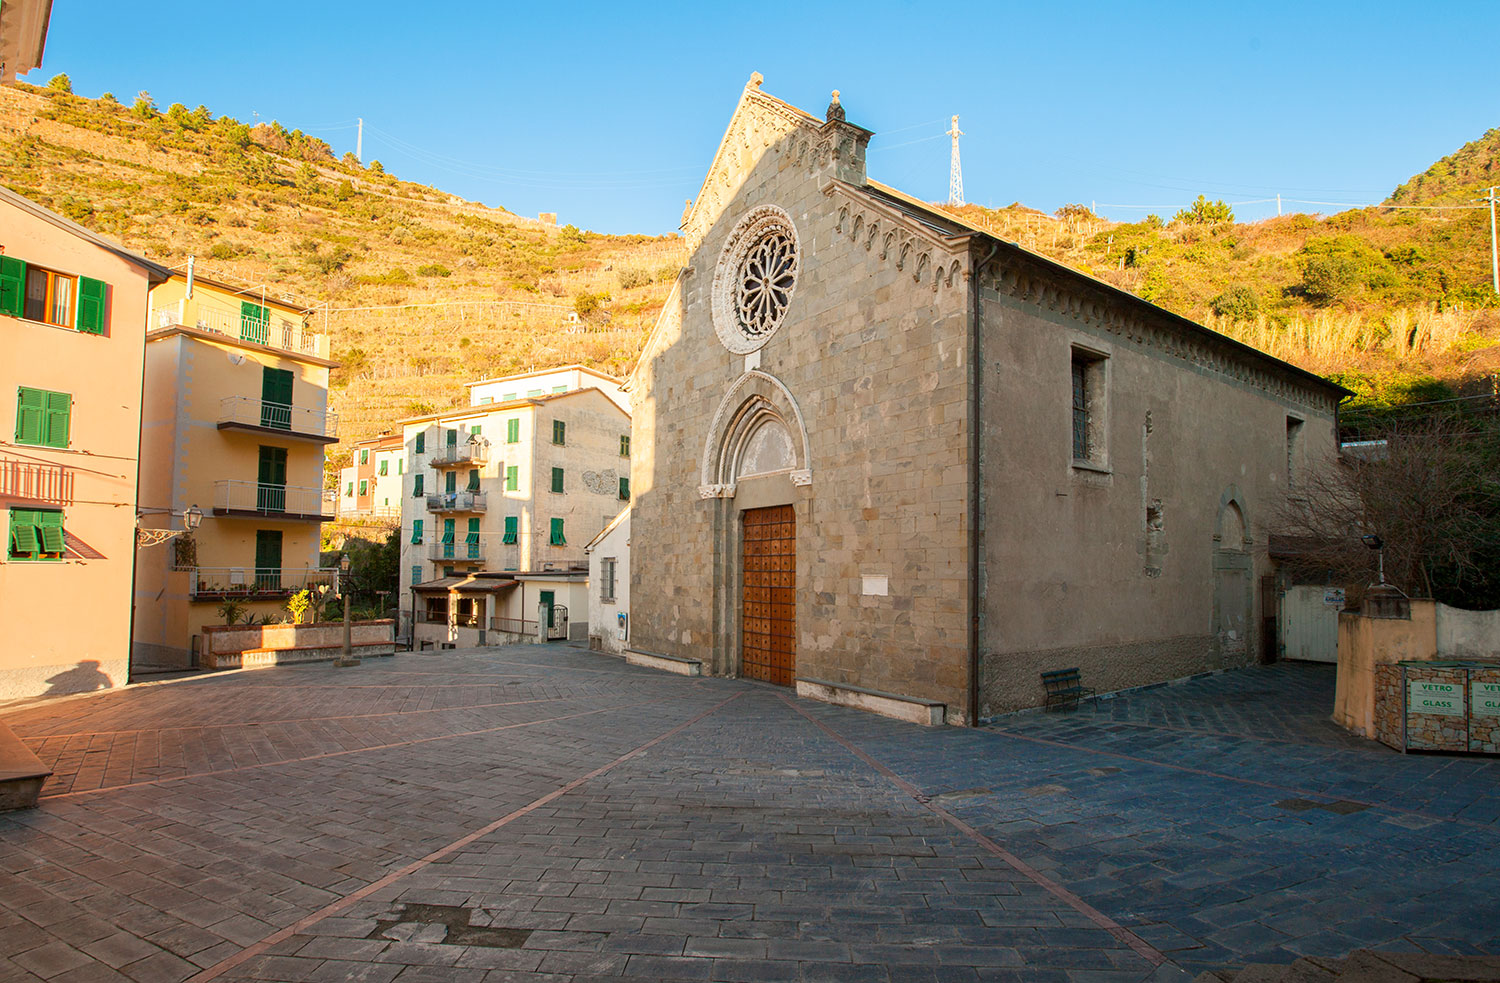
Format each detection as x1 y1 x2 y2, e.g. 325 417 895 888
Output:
131 270 337 668
1 187 169 701
337 431 404 519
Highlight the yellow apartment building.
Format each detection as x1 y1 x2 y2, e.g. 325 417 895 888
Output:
1 187 169 700
131 267 337 668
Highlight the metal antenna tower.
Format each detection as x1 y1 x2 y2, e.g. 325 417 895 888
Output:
947 115 964 207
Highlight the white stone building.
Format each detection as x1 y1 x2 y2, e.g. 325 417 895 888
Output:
397 377 631 648
467 364 629 415
585 506 630 655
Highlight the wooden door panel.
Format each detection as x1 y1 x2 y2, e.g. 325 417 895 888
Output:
741 504 796 686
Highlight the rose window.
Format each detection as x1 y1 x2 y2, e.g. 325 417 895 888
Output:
711 205 799 354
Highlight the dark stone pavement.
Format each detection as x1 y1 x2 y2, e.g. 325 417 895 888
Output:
0 650 1495 982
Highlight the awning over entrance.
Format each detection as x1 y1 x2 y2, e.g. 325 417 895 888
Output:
413 575 518 595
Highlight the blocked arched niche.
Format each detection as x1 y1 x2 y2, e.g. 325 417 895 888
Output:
698 370 812 498
1214 485 1251 549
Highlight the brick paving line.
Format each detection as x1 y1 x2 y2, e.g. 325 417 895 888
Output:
37 699 670 802
779 694 1172 971
182 690 747 983
1008 713 1363 750
986 726 1496 831
18 694 582 741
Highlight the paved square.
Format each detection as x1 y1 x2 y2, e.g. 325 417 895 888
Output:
1 650 1496 982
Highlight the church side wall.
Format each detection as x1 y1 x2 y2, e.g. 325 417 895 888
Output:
976 278 1340 715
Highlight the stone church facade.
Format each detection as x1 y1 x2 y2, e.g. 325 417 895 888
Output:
627 76 1345 724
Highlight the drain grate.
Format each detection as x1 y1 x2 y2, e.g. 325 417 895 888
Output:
367 902 532 949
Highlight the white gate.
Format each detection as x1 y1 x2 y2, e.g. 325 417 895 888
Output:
1280 585 1341 662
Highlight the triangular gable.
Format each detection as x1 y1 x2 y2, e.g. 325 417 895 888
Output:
679 73 872 251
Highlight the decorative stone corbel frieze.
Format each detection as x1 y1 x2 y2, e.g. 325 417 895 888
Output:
698 483 736 499
789 469 813 486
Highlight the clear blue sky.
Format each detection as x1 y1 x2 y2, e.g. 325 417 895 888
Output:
27 1 1500 235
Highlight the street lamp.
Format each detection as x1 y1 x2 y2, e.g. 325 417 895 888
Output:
135 503 203 548
1361 533 1387 587
336 552 359 667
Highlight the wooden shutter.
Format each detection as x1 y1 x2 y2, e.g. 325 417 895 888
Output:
551 468 563 493
76 277 107 334
503 516 517 544
15 388 44 444
411 519 423 543
507 419 519 443
43 391 70 448
240 301 269 344
10 510 39 556
467 469 479 491
254 529 282 570
0 256 25 317
441 518 455 543
415 432 425 453
261 367 293 429
257 446 287 485
413 474 424 496
619 476 630 500
466 518 480 557
505 466 517 490
445 470 456 494
550 518 565 545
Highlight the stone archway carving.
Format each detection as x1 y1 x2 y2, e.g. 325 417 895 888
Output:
699 370 812 498
1214 485 1251 549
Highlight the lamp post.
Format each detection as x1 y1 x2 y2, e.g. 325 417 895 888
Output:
336 552 359 667
1361 533 1387 587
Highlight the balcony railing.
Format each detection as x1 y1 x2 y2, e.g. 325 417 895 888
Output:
153 303 329 359
429 538 488 562
214 480 334 520
428 442 490 468
219 396 337 441
491 617 538 635
426 492 487 513
188 566 337 599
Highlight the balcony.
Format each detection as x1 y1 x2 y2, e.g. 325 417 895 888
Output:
188 566 337 600
153 303 329 359
213 480 335 522
218 396 338 444
428 538 488 563
428 441 490 468
427 492 487 514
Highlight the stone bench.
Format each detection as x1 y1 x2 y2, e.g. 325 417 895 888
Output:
795 677 946 726
624 649 702 677
0 721 51 811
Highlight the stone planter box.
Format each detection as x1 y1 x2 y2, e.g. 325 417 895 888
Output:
201 620 395 669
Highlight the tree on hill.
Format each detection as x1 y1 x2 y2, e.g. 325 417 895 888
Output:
132 90 156 118
47 74 71 94
1175 195 1234 225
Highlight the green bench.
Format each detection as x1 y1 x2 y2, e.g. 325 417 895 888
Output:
1041 668 1096 712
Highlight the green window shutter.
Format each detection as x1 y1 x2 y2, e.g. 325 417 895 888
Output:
260 368 294 429
358 479 368 496
38 511 66 555
257 446 287 485
254 529 282 570
378 460 388 475
502 392 516 402
411 519 423 544
444 470 457 494
441 518 455 543
411 565 422 587
43 391 70 448
527 389 543 398
10 509 40 558
240 301 269 344
76 277 107 334
619 476 630 500
505 466 517 491
552 420 565 445
359 448 368 464
15 387 45 445
471 425 481 436
415 432 425 453
552 385 567 394
621 435 630 457
551 467 563 493
0 256 26 318
446 428 457 447
413 473 424 496
346 481 353 496
506 419 519 443
549 518 565 546
502 516 518 544
467 469 479 492
398 460 404 474
466 517 480 542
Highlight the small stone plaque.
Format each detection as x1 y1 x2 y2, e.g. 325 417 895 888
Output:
1408 680 1463 717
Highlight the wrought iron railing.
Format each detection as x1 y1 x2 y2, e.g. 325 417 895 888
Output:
187 566 337 599
491 617 538 635
426 492 487 513
219 396 337 438
154 303 328 358
428 442 490 467
214 480 332 518
428 537 488 562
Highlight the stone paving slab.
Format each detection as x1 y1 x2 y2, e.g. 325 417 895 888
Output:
0 652 1495 983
